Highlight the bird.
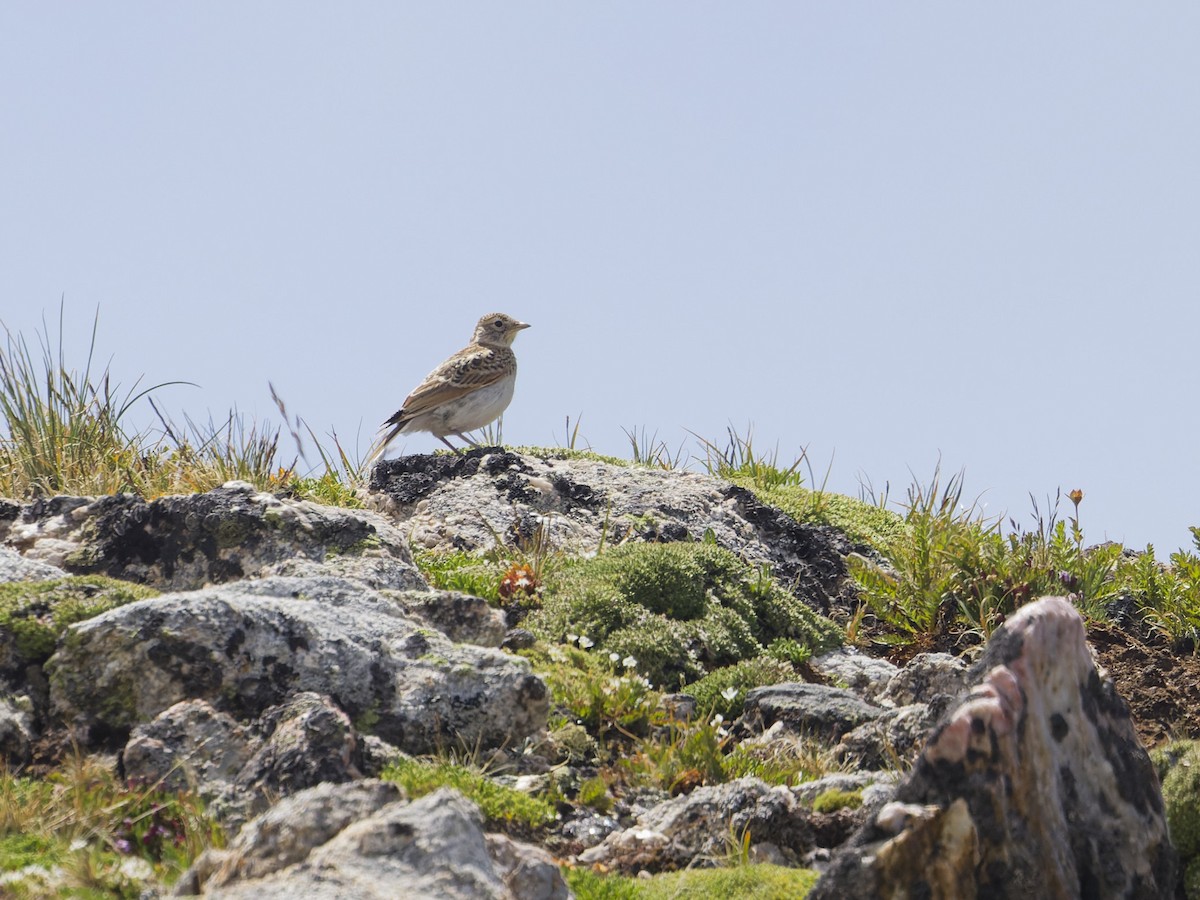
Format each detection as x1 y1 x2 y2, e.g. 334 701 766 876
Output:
365 312 530 464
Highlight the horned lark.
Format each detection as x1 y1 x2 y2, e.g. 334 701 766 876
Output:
366 312 530 463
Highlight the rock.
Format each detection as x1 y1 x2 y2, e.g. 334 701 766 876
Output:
0 547 66 583
2 482 426 592
791 772 894 807
123 693 364 831
0 692 36 763
122 699 255 795
881 651 969 707
388 589 507 647
836 696 957 770
809 596 1177 899
186 786 569 900
811 647 899 702
578 777 815 873
180 779 404 892
369 449 855 615
48 576 548 753
740 682 886 741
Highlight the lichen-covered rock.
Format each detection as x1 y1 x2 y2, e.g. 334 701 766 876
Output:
179 780 405 893
0 546 65 584
123 693 365 831
578 777 815 873
881 651 969 707
0 692 35 763
0 575 158 677
48 576 547 753
1 482 426 592
369 449 856 615
739 682 886 742
388 589 508 648
810 596 1176 899
810 647 899 702
185 786 569 900
835 697 956 770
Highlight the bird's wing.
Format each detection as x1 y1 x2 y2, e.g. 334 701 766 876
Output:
384 347 508 426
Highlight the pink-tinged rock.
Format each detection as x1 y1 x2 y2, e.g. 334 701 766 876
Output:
810 596 1176 899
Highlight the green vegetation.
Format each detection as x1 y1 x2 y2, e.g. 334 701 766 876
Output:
0 576 158 666
521 642 660 749
847 472 1200 648
0 756 222 897
1152 739 1200 898
811 787 863 814
564 863 820 899
0 310 356 504
381 757 557 831
528 542 841 691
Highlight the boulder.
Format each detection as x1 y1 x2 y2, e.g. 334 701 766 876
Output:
0 692 35 764
369 449 855 614
578 776 815 873
739 682 886 741
183 786 569 900
1 482 426 592
809 596 1177 899
0 546 66 583
48 576 547 753
123 693 364 830
810 647 899 702
881 651 969 707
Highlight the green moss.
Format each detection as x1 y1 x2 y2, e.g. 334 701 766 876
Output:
527 543 841 690
688 657 795 719
577 775 613 814
811 788 863 813
730 476 906 553
381 757 556 830
1154 740 1200 864
0 576 158 666
565 863 820 899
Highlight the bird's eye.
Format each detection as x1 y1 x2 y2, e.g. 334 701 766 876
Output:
493 319 504 328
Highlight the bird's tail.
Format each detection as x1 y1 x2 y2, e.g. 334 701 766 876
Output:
364 422 404 469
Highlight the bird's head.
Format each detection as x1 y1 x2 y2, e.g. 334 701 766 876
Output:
473 313 530 347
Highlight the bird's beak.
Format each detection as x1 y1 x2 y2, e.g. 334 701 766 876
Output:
515 320 531 330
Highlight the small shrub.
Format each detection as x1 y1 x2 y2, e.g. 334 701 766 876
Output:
528 543 841 690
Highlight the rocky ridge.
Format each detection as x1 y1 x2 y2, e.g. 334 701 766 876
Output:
0 448 1185 898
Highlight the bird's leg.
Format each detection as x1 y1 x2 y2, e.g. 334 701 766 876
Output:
438 435 464 455
456 433 484 449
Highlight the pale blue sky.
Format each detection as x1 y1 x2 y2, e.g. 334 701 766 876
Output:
3 5 1199 554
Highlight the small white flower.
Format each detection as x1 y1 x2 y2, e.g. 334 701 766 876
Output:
609 652 621 662
623 655 638 669
578 635 594 649
567 633 578 644
710 714 725 727
721 687 739 702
